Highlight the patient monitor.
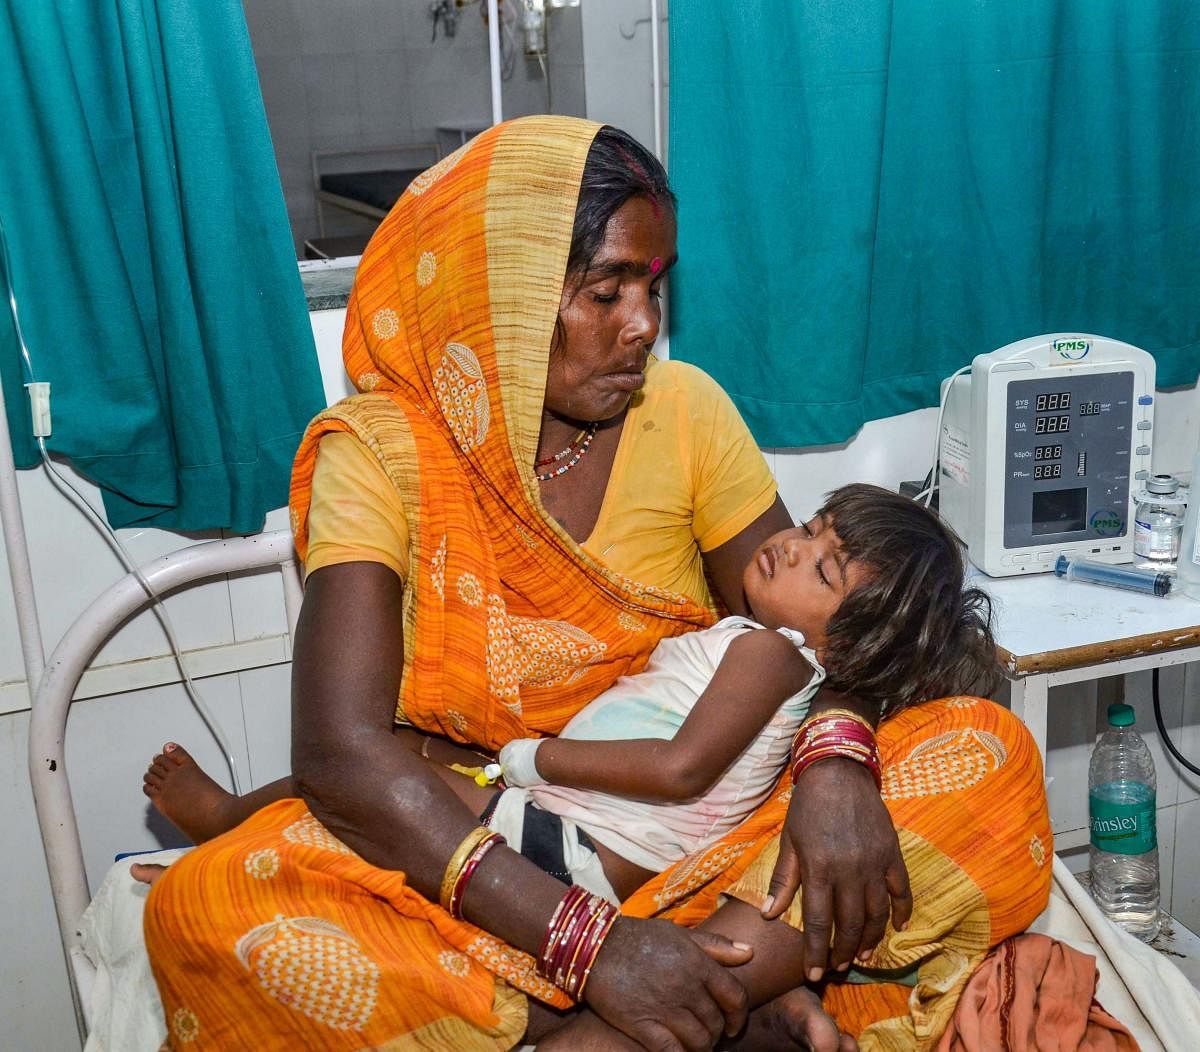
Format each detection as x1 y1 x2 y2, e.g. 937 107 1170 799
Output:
939 334 1156 577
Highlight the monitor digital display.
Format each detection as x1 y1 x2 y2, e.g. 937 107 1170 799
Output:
1031 487 1087 535
1035 392 1072 412
1034 415 1072 434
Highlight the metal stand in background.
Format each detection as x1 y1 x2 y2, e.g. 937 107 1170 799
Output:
487 0 503 125
649 0 663 162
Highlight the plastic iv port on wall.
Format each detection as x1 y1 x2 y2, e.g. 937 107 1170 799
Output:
24 382 50 438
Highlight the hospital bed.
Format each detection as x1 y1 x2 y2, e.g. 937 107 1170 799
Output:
28 530 301 1045
28 533 1200 1050
306 143 440 259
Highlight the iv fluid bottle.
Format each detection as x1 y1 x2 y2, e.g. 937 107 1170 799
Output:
1133 474 1182 566
1179 447 1200 599
1089 702 1159 941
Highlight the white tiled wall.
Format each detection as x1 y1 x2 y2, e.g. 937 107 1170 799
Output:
582 0 669 159
243 0 588 254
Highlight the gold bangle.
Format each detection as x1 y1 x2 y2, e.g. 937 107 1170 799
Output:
439 826 493 912
801 708 876 733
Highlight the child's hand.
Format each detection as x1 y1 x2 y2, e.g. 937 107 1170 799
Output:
497 738 547 787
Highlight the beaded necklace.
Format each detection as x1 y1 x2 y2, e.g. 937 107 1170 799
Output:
535 422 598 482
534 428 587 468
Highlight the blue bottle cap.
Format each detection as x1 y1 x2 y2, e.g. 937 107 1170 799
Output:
1107 703 1135 727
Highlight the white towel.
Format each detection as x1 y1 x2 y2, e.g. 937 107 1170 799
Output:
80 849 188 1052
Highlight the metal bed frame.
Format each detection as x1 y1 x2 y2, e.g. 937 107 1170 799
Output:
311 143 441 237
27 530 302 1041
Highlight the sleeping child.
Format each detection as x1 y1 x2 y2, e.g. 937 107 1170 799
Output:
140 483 997 911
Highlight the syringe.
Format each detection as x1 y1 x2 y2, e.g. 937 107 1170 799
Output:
1054 554 1172 597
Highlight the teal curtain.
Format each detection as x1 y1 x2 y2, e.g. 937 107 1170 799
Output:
669 2 1200 448
0 1 325 532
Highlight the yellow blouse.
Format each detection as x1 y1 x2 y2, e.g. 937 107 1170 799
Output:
305 358 776 608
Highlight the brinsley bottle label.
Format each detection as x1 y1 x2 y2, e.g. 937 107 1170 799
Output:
1089 793 1156 854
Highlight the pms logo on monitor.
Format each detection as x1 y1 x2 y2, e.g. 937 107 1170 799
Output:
1090 509 1124 537
1053 338 1091 360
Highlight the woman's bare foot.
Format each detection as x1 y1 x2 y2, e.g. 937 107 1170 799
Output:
130 862 169 886
142 743 242 844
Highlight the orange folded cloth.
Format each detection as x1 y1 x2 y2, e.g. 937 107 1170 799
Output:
936 932 1139 1052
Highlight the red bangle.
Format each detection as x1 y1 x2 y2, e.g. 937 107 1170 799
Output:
574 904 619 999
791 713 882 790
792 746 883 789
565 902 611 998
539 886 590 988
793 713 878 747
538 886 589 983
794 715 876 751
537 885 619 1001
447 832 505 920
551 903 590 987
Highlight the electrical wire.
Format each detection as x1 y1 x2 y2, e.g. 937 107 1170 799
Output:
1 216 36 384
913 363 972 508
536 50 553 112
35 441 244 794
0 214 244 795
1152 667 1200 778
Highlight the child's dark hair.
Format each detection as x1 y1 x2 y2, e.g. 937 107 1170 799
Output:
817 484 1000 717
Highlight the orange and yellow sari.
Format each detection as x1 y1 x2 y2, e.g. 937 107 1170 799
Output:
145 117 1052 1051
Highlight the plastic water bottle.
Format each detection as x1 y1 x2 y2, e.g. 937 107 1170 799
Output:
1089 702 1160 941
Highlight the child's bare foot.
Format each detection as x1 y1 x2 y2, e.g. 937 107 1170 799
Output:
526 1009 641 1050
719 987 857 1051
142 743 241 844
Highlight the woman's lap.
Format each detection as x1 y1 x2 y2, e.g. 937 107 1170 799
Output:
146 699 1049 1051
145 798 530 1050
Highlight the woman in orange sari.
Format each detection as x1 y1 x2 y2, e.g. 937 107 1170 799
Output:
145 117 1051 1051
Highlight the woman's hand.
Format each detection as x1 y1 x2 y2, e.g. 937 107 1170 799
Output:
763 758 912 980
583 916 752 1051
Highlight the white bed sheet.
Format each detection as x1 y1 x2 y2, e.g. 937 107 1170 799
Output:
80 849 187 1052
80 851 1200 1051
